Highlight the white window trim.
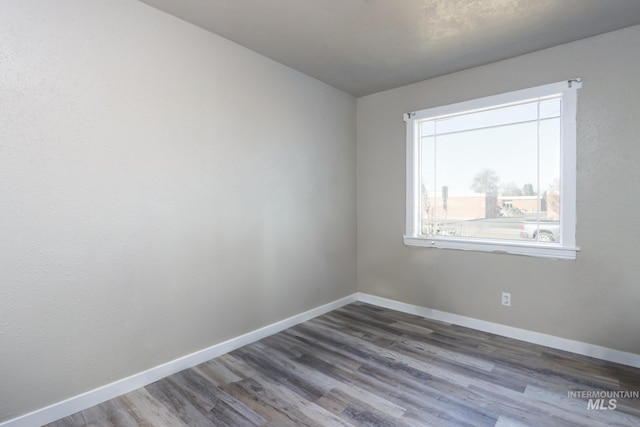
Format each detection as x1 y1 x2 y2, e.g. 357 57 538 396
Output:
404 80 581 260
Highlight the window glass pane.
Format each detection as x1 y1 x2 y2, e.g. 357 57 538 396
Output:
418 102 561 242
435 101 538 135
419 136 436 235
536 117 562 242
539 98 561 119
420 120 436 137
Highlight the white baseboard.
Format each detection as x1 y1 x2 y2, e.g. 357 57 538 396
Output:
1 294 358 427
356 292 640 369
5 291 640 426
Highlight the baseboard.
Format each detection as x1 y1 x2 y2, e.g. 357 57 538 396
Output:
356 292 640 369
0 293 358 427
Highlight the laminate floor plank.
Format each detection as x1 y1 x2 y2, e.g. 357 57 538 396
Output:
117 388 187 427
310 320 476 388
144 378 213 427
193 359 242 386
356 362 501 423
46 302 640 426
232 346 329 402
292 323 448 392
221 379 303 426
321 310 496 373
169 369 266 426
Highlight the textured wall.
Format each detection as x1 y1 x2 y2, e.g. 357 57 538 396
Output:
357 25 640 355
0 0 356 421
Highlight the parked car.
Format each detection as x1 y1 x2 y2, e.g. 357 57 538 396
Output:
520 220 559 242
499 206 524 217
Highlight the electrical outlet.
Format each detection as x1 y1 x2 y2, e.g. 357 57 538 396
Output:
501 292 511 307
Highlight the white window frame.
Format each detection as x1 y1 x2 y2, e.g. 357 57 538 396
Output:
404 79 581 260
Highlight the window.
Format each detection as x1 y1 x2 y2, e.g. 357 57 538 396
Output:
404 80 581 259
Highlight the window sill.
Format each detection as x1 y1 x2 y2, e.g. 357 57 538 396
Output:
403 236 579 260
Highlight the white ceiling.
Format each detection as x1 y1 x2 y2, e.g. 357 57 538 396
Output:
138 0 640 96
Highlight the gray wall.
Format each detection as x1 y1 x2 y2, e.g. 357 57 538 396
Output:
357 25 640 355
0 0 356 421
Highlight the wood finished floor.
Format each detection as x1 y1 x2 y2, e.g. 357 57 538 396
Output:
47 302 640 426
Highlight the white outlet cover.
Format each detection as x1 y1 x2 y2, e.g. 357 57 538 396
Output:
501 292 511 306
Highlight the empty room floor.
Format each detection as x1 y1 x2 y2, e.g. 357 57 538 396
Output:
47 302 640 426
